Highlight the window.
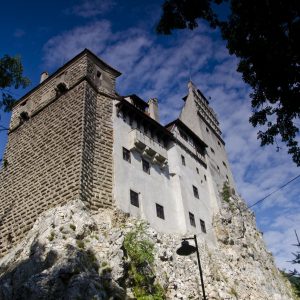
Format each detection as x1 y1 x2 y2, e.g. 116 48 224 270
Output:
130 190 139 207
204 175 207 181
142 158 150 174
189 212 196 227
193 185 199 199
217 165 220 172
196 167 199 174
156 203 165 219
181 155 186 166
206 127 209 133
123 147 131 163
226 175 229 180
210 147 215 154
179 129 188 141
200 219 206 233
222 161 227 168
218 141 221 146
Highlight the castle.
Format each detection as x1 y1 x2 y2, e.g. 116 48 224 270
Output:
0 49 236 256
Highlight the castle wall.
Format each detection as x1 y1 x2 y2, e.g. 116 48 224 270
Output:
0 82 86 256
0 51 118 256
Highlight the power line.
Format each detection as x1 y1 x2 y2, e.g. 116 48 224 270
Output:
248 174 300 209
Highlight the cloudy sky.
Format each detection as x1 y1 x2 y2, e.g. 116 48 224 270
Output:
1 0 299 271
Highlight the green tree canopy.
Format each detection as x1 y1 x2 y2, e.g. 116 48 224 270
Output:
157 0 300 166
0 55 30 113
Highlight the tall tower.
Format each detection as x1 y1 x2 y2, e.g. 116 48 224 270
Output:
0 49 121 256
179 81 236 209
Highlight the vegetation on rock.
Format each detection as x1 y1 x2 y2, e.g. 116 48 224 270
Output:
221 181 231 203
123 223 165 299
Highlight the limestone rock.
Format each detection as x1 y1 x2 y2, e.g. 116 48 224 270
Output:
0 198 295 300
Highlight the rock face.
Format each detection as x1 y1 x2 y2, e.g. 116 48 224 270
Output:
0 198 294 300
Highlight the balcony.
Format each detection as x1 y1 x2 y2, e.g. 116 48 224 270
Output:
129 129 168 166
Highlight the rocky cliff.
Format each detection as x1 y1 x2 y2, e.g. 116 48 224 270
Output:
0 198 295 300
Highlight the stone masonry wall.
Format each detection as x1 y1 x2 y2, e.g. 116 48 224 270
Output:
90 92 114 210
0 82 86 256
0 52 117 257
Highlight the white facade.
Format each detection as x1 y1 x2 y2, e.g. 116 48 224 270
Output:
113 82 236 245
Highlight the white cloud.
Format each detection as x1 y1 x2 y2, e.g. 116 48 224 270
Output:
65 0 115 18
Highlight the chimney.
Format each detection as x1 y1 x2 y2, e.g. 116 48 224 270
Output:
148 98 160 123
40 71 49 83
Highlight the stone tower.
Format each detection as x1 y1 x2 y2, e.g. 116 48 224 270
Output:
0 49 121 256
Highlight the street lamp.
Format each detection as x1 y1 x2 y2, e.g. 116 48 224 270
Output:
176 234 207 300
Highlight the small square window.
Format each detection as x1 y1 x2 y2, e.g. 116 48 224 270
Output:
200 219 206 233
196 167 199 174
189 212 196 227
181 155 186 166
130 190 139 207
123 147 131 163
156 203 165 219
142 158 150 174
193 185 199 199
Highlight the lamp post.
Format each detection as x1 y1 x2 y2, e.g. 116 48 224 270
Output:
176 234 207 300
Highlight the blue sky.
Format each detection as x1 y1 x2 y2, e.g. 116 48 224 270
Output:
1 0 299 271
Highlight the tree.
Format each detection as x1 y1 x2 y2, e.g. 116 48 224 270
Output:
157 0 300 166
0 55 30 114
0 55 29 165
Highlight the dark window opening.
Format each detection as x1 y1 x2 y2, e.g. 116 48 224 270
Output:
96 71 101 78
123 147 131 163
179 129 188 141
189 212 196 227
181 155 186 166
206 127 209 133
136 121 141 129
200 219 206 233
217 165 220 171
130 190 139 207
210 147 215 154
142 158 150 174
226 175 229 180
222 161 227 168
218 141 221 146
193 185 199 199
196 167 199 174
204 175 207 181
156 203 165 219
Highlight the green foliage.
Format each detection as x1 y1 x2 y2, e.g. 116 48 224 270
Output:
48 231 55 241
221 181 231 203
157 0 300 166
69 224 76 231
123 223 166 300
229 287 238 298
124 223 154 265
281 271 300 299
0 55 30 112
76 240 85 249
